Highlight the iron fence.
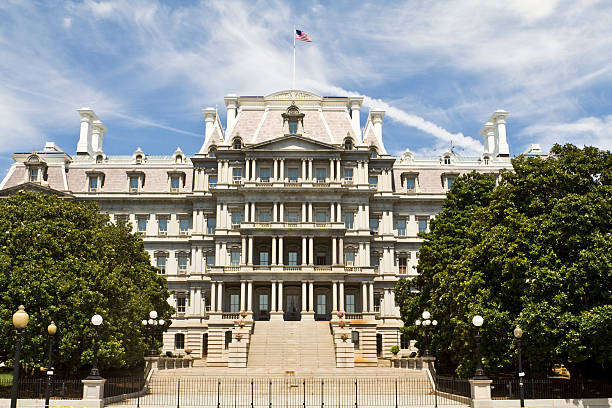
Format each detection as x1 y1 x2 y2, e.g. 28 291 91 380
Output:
491 378 612 400
435 376 471 398
105 377 467 407
0 378 83 399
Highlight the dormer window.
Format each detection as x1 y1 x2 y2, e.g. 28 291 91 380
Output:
443 155 451 165
175 155 183 164
370 149 378 158
127 171 145 193
282 103 304 135
233 138 242 150
29 168 39 182
167 171 185 193
209 148 216 158
136 155 143 164
96 155 103 164
24 154 47 184
344 138 353 150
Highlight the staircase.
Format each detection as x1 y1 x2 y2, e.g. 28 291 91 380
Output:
247 320 336 369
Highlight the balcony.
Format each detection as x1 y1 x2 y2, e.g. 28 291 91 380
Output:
240 221 345 231
211 265 376 275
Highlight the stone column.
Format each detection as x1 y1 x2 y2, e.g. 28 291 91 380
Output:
362 282 368 312
279 237 284 265
336 160 341 182
245 158 250 181
301 281 307 312
210 282 216 312
279 202 284 222
369 283 374 313
331 203 335 223
332 238 337 265
328 158 333 182
248 236 253 265
273 202 278 222
245 202 250 223
338 202 342 222
302 237 307 265
339 281 345 311
308 281 314 311
272 237 277 265
273 158 277 181
301 159 306 182
277 281 283 312
339 238 344 264
217 282 223 312
247 281 253 312
301 202 306 223
252 158 257 181
271 281 277 311
332 281 338 313
240 281 246 312
217 161 223 183
241 237 247 264
308 202 313 222
309 236 314 265
308 159 313 181
251 203 256 222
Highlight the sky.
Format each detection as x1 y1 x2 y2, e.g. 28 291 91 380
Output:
1 0 612 177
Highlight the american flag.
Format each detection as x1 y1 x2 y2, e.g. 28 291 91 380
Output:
295 29 312 42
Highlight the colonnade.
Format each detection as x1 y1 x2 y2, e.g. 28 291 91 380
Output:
243 158 343 183
240 235 345 265
243 201 343 223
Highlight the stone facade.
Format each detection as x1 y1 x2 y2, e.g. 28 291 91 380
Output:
1 89 522 367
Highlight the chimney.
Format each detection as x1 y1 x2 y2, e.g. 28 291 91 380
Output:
491 110 509 157
348 96 363 139
199 107 217 154
369 109 385 144
76 108 98 155
91 120 107 153
224 94 239 135
479 122 495 155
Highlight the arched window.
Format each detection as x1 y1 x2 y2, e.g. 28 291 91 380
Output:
174 333 185 349
443 155 451 165
344 138 353 150
233 138 242 150
175 155 183 164
370 149 377 158
96 155 103 164
135 155 143 164
209 148 216 158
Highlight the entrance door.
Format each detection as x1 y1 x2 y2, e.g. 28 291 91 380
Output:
202 333 208 357
376 333 383 357
285 295 300 321
315 294 327 320
257 294 270 321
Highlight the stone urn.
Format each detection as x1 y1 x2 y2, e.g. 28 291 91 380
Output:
184 348 192 356
240 310 248 318
338 320 346 328
235 333 244 342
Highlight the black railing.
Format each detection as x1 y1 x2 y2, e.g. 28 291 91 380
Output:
491 378 612 400
436 376 471 398
104 377 146 398
0 378 83 399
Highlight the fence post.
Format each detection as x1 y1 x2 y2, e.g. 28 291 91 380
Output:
434 376 438 408
251 379 254 408
395 378 398 408
176 379 180 408
321 380 324 408
303 379 306 408
269 380 272 408
217 380 221 408
355 379 358 408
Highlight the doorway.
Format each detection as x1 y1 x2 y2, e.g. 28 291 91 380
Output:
285 295 301 321
315 294 327 320
202 333 208 357
376 333 383 357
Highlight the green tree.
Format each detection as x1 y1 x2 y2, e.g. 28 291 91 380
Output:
396 145 612 379
0 191 174 374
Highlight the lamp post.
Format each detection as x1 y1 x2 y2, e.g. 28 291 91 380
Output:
471 315 487 380
415 310 438 357
10 305 29 408
514 325 525 407
141 311 164 356
44 322 57 408
86 314 103 380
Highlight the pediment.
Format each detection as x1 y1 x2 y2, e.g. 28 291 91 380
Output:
265 90 322 102
246 135 340 152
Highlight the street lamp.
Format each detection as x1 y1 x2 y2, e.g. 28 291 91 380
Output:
11 305 29 408
471 315 487 379
86 314 103 380
415 310 437 357
44 322 57 408
514 325 525 407
142 311 164 356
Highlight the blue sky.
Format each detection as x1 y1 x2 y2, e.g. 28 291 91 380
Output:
2 0 612 176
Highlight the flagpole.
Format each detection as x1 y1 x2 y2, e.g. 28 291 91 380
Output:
292 25 296 90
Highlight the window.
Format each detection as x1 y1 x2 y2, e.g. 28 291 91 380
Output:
315 212 326 223
345 294 355 313
405 177 416 191
316 168 326 182
231 212 242 226
289 121 298 135
89 176 98 192
259 251 269 266
483 156 490 165
231 252 240 267
400 333 410 349
258 212 270 222
233 138 242 150
288 251 298 266
176 297 186 313
344 168 353 183
396 219 406 237
179 218 189 235
316 294 326 315
129 176 139 192
96 155 103 164
115 215 128 225
178 254 188 273
418 218 428 234
370 254 379 268
345 251 355 265
344 213 354 229
208 175 217 188
259 294 269 311
29 168 39 182
344 139 353 150
370 149 377 159
369 176 378 189
135 155 143 164
416 251 420 260
259 168 270 182
207 217 216 234
174 333 185 349
351 331 360 349
156 255 166 274
233 168 243 184
170 176 180 191
399 257 407 274
369 218 379 233
158 218 168 235
206 254 215 267
209 148 216 158
230 294 240 313
288 168 298 181
224 331 232 349
447 177 456 190
287 212 299 222
175 155 183 164
137 217 147 233
443 155 451 165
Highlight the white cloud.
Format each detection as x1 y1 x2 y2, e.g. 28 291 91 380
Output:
86 0 114 17
62 17 72 28
522 115 612 151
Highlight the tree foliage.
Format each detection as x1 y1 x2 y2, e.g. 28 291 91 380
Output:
0 191 173 374
395 144 612 378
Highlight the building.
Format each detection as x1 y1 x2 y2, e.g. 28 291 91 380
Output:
0 89 514 367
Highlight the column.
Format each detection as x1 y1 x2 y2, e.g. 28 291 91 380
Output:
240 281 246 312
273 202 278 222
308 281 314 312
308 159 313 181
279 237 284 265
277 281 283 312
302 203 306 222
332 281 338 312
217 161 222 183
339 238 344 264
332 238 337 265
252 158 256 181
210 282 216 312
339 281 345 311
251 203 256 222
362 282 368 312
271 281 277 312
273 159 277 181
247 281 253 312
337 202 342 222
308 202 313 222
331 203 335 224
245 158 250 181
328 158 333 182
272 237 277 265
369 283 374 313
245 202 250 223
309 236 314 265
302 237 307 265
336 160 341 182
279 202 284 222
217 282 223 312
215 243 220 264
301 281 307 312
248 236 253 265
301 159 306 182
241 237 247 264
280 159 285 181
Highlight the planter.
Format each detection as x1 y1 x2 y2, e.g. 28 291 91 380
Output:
240 311 248 318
